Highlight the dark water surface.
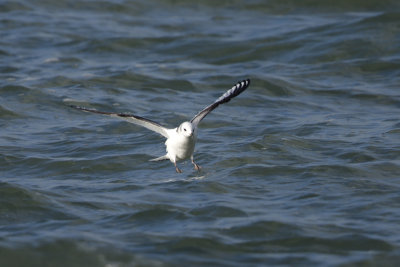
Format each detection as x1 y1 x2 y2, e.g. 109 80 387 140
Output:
1 0 400 266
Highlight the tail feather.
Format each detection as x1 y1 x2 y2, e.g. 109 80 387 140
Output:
150 155 169 161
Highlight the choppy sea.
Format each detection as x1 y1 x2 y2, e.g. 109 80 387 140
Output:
1 0 400 266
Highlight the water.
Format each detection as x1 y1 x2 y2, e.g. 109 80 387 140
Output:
1 0 400 266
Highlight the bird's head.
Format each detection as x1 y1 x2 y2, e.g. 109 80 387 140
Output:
178 121 194 137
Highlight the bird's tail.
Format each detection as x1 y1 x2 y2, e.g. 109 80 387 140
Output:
149 155 169 161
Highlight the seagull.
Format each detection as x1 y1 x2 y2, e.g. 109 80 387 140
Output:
71 79 250 173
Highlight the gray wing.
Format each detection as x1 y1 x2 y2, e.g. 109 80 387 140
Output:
70 105 170 138
190 79 250 127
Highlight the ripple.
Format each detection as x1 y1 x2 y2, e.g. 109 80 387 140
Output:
1 1 400 266
0 105 21 118
221 220 302 241
0 1 32 12
190 205 248 219
0 183 75 224
338 151 376 163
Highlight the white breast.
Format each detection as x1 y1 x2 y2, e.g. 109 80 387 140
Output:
165 130 196 162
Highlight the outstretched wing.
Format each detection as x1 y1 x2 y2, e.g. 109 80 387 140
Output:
190 79 250 127
70 105 170 138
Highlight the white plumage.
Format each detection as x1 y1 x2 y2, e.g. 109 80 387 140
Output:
71 79 250 173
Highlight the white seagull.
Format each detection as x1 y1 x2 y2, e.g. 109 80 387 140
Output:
71 79 250 173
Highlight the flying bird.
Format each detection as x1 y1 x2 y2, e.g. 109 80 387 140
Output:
71 79 250 173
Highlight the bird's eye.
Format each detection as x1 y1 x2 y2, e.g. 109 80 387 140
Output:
184 128 187 131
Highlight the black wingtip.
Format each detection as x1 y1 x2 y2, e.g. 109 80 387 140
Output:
69 104 81 110
69 105 101 114
233 79 250 92
69 105 87 111
233 78 251 94
240 78 250 88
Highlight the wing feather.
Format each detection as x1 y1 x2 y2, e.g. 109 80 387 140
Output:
190 79 250 127
70 105 170 138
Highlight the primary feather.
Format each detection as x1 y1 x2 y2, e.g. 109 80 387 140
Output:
70 106 170 138
190 79 250 127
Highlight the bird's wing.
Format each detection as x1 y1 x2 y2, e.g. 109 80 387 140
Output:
190 79 250 128
70 105 170 138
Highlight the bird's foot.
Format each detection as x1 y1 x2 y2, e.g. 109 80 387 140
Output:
174 162 183 173
193 163 201 171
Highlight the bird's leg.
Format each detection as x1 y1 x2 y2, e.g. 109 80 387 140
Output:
174 161 182 173
191 156 201 171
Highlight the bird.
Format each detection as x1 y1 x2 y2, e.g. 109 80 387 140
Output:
71 79 250 173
